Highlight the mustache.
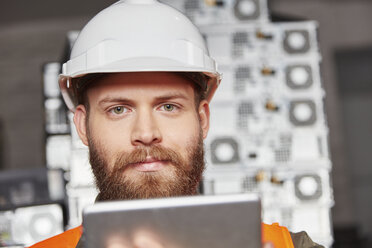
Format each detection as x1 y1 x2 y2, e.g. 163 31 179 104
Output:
112 145 184 172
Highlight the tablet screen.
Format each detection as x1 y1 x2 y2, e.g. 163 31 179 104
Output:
82 194 261 248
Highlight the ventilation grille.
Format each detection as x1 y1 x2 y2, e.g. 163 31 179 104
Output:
232 32 250 57
274 134 292 162
237 101 254 130
184 0 200 12
234 66 251 93
242 175 258 192
274 148 290 162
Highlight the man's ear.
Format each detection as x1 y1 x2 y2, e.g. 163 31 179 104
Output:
73 105 89 146
198 100 210 139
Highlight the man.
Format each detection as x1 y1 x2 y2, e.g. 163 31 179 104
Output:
29 0 322 247
74 72 209 202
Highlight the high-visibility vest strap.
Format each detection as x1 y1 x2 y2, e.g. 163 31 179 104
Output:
27 225 82 248
262 223 295 248
28 223 294 248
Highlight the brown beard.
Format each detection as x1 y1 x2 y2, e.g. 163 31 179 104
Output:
87 132 205 201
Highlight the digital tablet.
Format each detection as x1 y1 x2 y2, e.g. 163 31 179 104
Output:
82 194 261 248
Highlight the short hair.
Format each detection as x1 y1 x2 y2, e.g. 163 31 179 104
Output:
72 72 208 112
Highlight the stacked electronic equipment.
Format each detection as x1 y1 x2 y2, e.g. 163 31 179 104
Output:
160 0 334 247
0 168 65 247
44 31 99 231
0 63 68 247
30 32 100 243
36 0 333 247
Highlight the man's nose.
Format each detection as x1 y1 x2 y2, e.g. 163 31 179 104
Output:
131 108 162 146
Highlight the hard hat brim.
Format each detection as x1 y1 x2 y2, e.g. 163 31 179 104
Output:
59 57 221 112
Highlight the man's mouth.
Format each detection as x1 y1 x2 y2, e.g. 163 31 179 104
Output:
129 156 167 172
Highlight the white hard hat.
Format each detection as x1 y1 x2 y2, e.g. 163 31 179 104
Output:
59 0 221 112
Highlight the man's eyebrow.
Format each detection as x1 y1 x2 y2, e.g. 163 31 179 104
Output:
154 93 189 101
98 97 134 105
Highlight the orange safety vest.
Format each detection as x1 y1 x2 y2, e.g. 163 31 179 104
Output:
28 223 294 248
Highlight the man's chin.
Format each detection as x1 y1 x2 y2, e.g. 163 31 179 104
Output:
98 171 190 201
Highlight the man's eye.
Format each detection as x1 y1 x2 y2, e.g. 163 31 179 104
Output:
110 106 127 114
163 104 175 112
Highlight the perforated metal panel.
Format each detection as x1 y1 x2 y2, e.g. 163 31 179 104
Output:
160 0 269 25
197 11 332 247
